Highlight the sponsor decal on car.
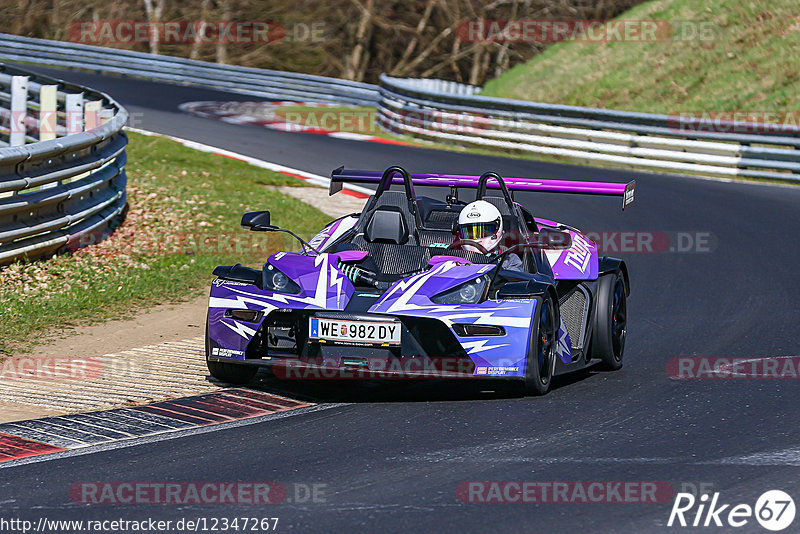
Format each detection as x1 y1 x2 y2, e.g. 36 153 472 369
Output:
485 366 519 376
212 279 251 287
211 347 244 357
563 234 593 274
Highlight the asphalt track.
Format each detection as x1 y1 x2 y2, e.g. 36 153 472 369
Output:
2 66 800 533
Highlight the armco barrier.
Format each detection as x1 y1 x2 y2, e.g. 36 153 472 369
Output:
378 75 800 182
0 33 379 106
0 63 127 264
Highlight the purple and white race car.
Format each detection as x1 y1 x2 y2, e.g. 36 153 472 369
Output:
205 166 635 395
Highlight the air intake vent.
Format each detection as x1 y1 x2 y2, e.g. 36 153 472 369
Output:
559 288 589 349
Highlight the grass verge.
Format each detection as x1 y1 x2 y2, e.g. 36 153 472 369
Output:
480 0 800 114
0 131 331 357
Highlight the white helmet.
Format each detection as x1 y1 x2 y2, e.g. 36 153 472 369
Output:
457 200 503 253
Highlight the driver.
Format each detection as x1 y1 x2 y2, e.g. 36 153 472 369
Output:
455 200 523 271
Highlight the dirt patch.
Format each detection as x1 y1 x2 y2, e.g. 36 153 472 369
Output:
31 292 209 362
0 402 63 423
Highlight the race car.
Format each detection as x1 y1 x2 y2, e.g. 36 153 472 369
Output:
205 166 634 395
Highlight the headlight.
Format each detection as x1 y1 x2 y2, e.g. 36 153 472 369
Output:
431 275 489 305
264 264 301 294
271 271 289 290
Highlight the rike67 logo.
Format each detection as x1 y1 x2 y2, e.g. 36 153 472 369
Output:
668 490 795 531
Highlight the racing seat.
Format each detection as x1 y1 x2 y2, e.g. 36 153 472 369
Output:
364 207 409 244
352 191 419 247
347 190 428 275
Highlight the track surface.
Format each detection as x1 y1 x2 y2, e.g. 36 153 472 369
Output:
3 67 800 533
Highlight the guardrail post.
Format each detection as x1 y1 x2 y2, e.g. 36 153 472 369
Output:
84 100 102 130
38 85 60 190
65 93 84 134
9 75 28 146
100 108 114 125
38 85 58 142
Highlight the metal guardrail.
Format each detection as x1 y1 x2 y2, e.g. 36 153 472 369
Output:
0 33 379 106
0 63 128 264
378 75 800 182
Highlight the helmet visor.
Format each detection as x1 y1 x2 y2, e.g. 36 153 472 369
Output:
459 220 500 241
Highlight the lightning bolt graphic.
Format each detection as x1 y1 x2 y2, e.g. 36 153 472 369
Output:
329 263 344 306
556 319 571 361
460 339 510 354
209 295 277 311
382 261 457 313
220 319 257 339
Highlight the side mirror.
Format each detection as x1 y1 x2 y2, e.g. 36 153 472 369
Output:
241 211 274 231
533 228 572 249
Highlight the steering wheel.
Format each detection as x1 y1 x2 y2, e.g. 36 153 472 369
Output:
451 239 490 255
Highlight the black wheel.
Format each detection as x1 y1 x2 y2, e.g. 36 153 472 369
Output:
524 294 557 396
205 319 258 385
590 272 627 371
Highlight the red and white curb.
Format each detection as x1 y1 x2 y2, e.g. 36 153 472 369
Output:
0 389 310 463
125 126 371 199
178 100 414 147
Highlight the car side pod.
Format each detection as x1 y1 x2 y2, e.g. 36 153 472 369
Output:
496 279 553 299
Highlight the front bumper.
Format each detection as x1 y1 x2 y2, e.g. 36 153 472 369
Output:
210 309 483 379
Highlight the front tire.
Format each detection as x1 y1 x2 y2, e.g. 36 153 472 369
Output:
590 272 627 371
523 294 557 396
206 319 258 385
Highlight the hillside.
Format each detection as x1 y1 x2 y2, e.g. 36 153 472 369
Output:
481 0 800 114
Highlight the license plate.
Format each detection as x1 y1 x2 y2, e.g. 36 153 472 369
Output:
309 317 401 346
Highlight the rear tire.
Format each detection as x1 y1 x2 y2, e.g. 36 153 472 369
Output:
523 294 557 396
205 319 258 385
590 272 627 371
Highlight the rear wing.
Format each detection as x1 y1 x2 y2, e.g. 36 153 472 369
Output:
330 168 635 210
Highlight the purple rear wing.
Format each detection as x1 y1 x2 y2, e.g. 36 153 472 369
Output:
330 168 635 210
